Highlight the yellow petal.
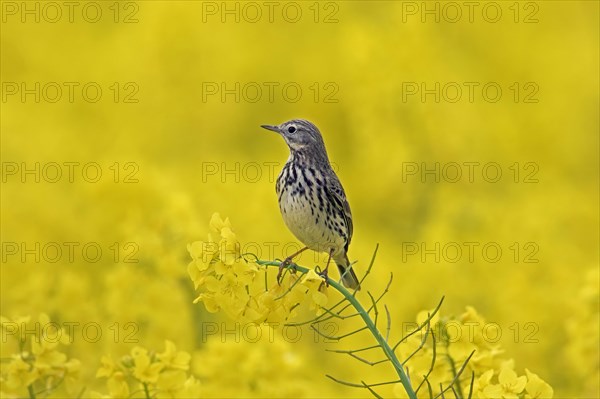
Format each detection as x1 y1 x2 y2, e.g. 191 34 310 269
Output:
498 367 518 385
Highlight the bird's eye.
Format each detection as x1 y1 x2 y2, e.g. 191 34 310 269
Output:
287 126 296 133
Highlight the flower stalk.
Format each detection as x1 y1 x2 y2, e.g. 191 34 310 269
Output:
255 259 417 399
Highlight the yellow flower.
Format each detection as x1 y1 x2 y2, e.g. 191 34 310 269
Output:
178 376 203 398
191 215 336 324
107 372 130 398
240 301 267 324
157 375 202 399
187 240 218 287
96 355 117 378
157 340 191 371
156 370 202 399
233 260 259 285
94 342 200 399
219 227 240 265
254 274 307 324
445 321 478 365
187 241 205 262
214 283 251 319
131 346 164 383
472 369 494 398
189 214 265 320
396 335 442 385
187 261 204 290
31 337 68 372
461 306 487 327
442 309 504 374
256 286 286 324
3 355 40 391
193 292 220 312
301 269 328 313
0 313 81 398
209 212 231 234
524 369 553 399
483 366 527 399
191 326 315 398
156 370 188 398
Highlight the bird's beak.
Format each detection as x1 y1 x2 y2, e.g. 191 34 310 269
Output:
260 124 279 133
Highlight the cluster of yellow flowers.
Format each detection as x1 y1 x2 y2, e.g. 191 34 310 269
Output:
395 307 553 399
1 314 199 399
0 314 81 398
91 341 200 399
187 213 328 324
190 324 329 398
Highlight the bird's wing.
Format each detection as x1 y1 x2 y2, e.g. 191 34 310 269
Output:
326 177 353 248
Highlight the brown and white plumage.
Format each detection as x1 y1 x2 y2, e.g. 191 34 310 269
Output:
262 119 359 289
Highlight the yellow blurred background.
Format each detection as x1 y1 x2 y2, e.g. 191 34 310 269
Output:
1 1 598 398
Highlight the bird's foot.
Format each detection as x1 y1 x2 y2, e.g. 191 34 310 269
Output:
277 257 296 285
318 267 330 287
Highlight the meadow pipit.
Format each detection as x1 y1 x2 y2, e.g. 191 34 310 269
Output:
261 119 360 290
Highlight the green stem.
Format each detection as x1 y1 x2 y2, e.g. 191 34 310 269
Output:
256 259 417 399
143 383 151 399
446 353 463 398
28 384 36 399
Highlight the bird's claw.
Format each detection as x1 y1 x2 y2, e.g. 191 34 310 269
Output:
277 257 296 285
318 268 330 287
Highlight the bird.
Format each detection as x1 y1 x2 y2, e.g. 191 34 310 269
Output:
261 119 360 290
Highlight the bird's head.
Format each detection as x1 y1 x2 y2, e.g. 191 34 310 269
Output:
261 119 327 154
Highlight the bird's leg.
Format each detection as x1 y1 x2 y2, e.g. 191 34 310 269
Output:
319 249 335 287
278 246 309 284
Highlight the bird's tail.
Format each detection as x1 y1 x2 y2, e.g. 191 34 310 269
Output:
335 253 361 290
